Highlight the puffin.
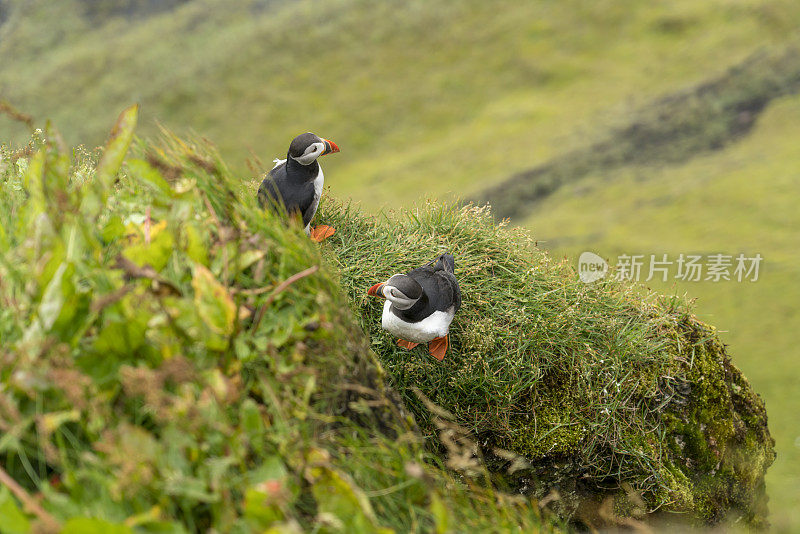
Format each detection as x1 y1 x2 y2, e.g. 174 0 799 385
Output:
257 132 340 242
366 253 461 361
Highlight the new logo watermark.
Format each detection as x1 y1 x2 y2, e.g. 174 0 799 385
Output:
578 252 608 283
578 252 762 283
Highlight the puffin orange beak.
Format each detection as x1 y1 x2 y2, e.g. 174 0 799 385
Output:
322 138 340 155
367 283 385 297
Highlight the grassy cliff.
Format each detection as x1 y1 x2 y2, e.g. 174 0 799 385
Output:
316 200 773 527
2 0 797 527
0 108 774 531
0 110 558 533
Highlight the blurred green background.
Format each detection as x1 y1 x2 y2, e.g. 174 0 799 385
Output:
1 0 797 529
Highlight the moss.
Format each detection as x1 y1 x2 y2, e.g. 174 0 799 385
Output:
508 393 586 459
594 314 776 527
659 317 775 526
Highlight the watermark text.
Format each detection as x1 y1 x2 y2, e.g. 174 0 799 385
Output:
579 252 762 283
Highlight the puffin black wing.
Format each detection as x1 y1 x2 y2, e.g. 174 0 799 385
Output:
430 253 461 313
256 166 283 211
400 253 461 322
430 253 456 274
257 162 316 225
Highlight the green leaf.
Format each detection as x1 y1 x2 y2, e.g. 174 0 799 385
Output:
183 222 208 266
127 159 172 196
308 464 388 533
240 399 265 450
237 250 266 273
38 262 70 330
192 264 236 339
22 150 46 216
43 123 72 204
122 221 174 272
430 493 449 534
244 457 295 529
101 215 126 243
250 456 289 484
0 487 31 534
21 261 77 347
61 517 133 534
83 104 139 214
93 319 147 357
96 104 140 191
164 475 218 503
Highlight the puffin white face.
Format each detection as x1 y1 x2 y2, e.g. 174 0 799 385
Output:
382 284 417 310
366 273 422 311
287 133 340 166
291 142 326 166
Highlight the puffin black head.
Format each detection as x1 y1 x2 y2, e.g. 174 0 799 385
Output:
288 132 340 166
367 274 423 310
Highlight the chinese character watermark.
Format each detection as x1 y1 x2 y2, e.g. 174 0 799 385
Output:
579 252 762 283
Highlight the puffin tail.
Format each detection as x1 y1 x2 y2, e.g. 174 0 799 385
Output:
432 253 456 274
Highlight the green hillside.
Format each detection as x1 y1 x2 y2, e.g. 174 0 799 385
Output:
1 0 798 207
2 0 799 529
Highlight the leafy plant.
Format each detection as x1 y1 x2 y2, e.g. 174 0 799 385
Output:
0 107 557 532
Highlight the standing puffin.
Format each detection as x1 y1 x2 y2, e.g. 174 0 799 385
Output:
367 253 461 361
257 132 340 241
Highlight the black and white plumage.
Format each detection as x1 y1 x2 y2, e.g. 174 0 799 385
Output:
367 253 461 360
257 132 339 238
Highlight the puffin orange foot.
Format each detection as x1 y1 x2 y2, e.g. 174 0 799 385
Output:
309 225 335 242
397 339 419 350
428 336 448 361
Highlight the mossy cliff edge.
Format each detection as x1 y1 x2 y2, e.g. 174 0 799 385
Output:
0 108 773 531
319 199 774 528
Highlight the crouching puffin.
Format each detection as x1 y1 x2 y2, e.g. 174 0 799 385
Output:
257 132 339 242
367 253 461 361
